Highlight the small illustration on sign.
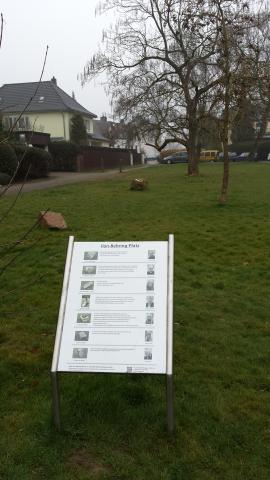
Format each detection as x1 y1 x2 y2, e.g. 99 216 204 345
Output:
75 331 89 341
73 348 88 359
147 264 155 275
81 281 94 291
81 295 90 307
146 313 154 324
145 330 153 342
146 296 154 308
82 266 97 275
146 280 154 291
77 313 91 323
144 348 152 360
84 251 98 260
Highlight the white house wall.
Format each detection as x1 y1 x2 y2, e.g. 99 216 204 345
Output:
3 111 94 142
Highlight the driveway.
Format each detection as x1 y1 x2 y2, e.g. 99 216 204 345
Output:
2 165 149 196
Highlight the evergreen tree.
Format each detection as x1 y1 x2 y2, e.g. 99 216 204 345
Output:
231 101 255 143
70 114 88 145
0 114 5 140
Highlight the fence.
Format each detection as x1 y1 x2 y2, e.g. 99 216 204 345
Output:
76 146 142 172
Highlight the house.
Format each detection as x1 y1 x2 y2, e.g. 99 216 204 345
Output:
93 115 159 159
93 115 128 148
0 77 103 145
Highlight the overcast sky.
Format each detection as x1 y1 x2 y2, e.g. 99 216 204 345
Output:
0 0 112 118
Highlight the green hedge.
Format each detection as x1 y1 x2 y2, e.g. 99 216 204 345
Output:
0 143 18 176
48 141 79 171
0 172 12 185
257 141 270 161
229 139 270 160
13 145 51 179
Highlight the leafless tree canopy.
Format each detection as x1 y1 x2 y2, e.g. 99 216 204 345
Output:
0 16 50 277
82 0 270 183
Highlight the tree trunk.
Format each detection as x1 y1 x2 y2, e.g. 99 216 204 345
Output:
187 126 199 176
218 3 230 206
219 141 229 205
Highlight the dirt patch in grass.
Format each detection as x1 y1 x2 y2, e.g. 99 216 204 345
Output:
68 449 111 476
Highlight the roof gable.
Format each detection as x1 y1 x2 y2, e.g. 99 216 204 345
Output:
0 80 96 117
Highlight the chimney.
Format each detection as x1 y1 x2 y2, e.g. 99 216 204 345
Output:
51 76 57 85
100 114 107 122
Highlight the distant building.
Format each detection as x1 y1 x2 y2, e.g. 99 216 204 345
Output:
0 77 105 146
93 114 159 158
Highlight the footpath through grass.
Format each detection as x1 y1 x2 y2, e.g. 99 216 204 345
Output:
0 163 270 480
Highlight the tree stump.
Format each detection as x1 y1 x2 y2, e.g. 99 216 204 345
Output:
130 178 148 191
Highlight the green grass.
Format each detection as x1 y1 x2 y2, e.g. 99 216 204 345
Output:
0 163 270 480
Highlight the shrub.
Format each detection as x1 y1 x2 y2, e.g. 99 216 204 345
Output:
13 145 51 179
0 172 11 185
228 141 255 154
257 141 270 161
229 139 270 160
48 141 79 171
0 143 18 176
70 114 88 145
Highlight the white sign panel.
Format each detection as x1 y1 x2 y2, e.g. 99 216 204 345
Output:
57 241 168 374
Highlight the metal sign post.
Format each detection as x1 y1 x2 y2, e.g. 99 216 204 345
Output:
51 235 174 433
166 234 174 433
51 235 74 430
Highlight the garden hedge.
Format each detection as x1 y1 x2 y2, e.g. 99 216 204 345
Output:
13 145 51 179
0 143 18 176
48 141 79 171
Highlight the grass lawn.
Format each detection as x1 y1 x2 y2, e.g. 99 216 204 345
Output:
0 162 270 480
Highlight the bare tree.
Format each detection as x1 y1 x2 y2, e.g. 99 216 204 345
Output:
82 0 226 176
82 0 270 204
212 0 270 204
0 13 50 278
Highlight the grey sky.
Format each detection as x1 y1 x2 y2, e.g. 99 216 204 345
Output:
0 0 112 118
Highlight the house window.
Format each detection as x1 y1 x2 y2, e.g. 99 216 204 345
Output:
3 117 9 129
3 115 31 131
84 119 91 132
19 117 26 129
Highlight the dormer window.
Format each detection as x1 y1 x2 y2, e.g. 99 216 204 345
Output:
38 96 45 103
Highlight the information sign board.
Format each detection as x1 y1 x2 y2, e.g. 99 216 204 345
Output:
57 241 168 374
51 236 174 431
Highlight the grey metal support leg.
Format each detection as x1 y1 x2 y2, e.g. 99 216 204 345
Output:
51 371 61 430
166 374 174 433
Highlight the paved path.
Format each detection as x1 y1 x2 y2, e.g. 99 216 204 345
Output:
2 165 150 196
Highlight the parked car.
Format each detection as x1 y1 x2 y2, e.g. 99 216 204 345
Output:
160 151 188 164
232 152 250 162
218 152 237 161
145 155 160 163
200 150 219 162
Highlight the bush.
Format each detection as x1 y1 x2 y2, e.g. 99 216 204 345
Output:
229 139 270 160
0 172 12 185
13 145 51 179
70 114 88 145
257 141 270 161
48 141 79 171
228 141 256 154
0 143 18 176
